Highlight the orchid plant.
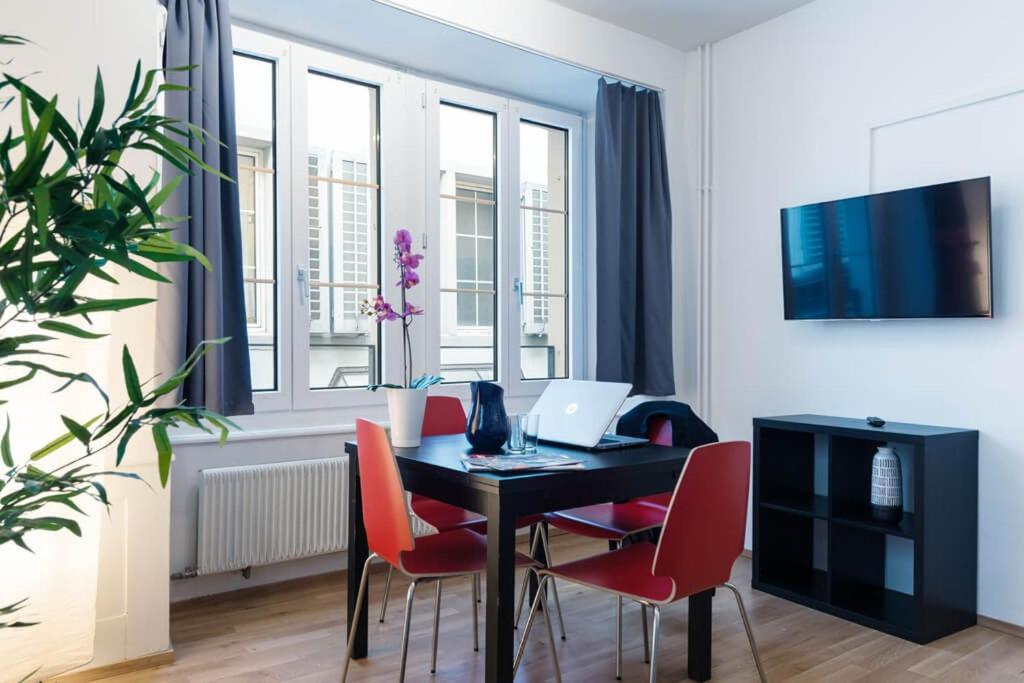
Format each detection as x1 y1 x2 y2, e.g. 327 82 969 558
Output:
362 229 442 390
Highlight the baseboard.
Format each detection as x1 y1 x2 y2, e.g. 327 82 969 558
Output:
979 615 1024 640
50 650 174 682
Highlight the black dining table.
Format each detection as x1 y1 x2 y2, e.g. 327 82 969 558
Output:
344 434 714 682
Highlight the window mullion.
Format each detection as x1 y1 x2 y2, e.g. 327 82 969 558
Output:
502 101 520 392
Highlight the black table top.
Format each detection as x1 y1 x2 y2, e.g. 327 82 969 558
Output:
344 433 690 494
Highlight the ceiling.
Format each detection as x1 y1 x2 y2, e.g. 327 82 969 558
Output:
550 0 815 51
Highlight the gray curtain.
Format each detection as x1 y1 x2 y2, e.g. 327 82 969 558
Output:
161 0 253 415
595 79 675 396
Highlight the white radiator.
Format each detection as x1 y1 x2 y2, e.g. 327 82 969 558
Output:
197 457 436 575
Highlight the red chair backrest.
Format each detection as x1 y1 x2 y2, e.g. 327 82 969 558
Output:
652 441 751 599
422 396 467 436
648 416 673 446
355 419 415 566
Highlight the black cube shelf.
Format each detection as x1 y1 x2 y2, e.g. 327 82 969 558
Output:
752 414 978 643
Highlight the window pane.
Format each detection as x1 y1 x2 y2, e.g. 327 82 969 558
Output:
233 53 277 392
477 197 494 236
478 237 494 282
456 236 476 281
307 70 380 389
520 121 569 380
440 103 497 382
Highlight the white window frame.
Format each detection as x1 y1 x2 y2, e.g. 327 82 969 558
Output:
507 103 585 397
234 27 584 414
424 82 508 401
289 42 415 411
234 28 292 413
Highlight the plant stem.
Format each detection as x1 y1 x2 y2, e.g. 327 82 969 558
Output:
399 252 409 387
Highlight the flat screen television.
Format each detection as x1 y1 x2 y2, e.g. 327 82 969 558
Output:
781 177 992 320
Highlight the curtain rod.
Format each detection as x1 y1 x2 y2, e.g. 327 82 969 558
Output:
371 0 664 93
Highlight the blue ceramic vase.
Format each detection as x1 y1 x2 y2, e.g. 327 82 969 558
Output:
465 381 509 453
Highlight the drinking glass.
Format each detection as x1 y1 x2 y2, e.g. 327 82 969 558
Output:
507 414 527 453
524 413 541 452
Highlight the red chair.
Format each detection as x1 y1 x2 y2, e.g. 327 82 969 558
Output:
515 441 767 683
634 415 674 508
410 396 488 532
529 415 676 651
379 396 567 639
342 419 556 682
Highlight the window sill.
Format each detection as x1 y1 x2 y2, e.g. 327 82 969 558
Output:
170 420 390 447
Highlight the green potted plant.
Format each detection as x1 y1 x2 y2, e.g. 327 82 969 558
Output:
0 34 233 643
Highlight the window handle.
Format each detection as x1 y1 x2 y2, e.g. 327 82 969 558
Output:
297 265 309 306
513 277 524 304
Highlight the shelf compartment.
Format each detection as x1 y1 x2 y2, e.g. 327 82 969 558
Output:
757 427 818 511
830 436 915 530
830 523 917 635
830 581 918 636
756 507 828 604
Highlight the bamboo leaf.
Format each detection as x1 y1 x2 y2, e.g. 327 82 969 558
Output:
64 297 154 316
60 415 92 445
1 418 12 467
122 345 142 404
153 424 172 487
121 61 141 119
29 186 50 246
37 320 106 339
116 421 141 466
29 415 101 460
80 68 104 147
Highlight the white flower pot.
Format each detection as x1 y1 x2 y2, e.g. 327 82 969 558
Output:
386 387 428 448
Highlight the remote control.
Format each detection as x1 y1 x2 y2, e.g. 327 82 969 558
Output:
866 416 886 428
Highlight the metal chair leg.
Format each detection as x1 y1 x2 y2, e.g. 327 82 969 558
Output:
723 582 768 683
641 603 650 664
398 579 419 683
539 525 567 639
614 593 622 679
515 525 543 629
379 565 394 623
648 605 661 683
539 574 563 683
341 553 377 683
472 573 480 652
430 580 443 674
513 572 543 675
514 573 562 682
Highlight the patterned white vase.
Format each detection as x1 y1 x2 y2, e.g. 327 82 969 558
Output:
870 446 903 522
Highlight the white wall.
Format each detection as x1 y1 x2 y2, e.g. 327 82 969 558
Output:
709 0 1024 626
170 0 698 600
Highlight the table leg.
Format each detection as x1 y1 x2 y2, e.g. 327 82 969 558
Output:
688 588 714 681
347 448 369 660
485 496 517 683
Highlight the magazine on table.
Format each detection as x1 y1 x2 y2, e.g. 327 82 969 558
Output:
460 453 584 472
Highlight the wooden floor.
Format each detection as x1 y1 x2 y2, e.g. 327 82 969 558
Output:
91 534 1023 682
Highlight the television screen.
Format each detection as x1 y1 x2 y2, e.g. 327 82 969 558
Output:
781 177 992 320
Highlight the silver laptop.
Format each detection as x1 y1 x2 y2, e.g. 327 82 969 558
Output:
529 380 648 450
